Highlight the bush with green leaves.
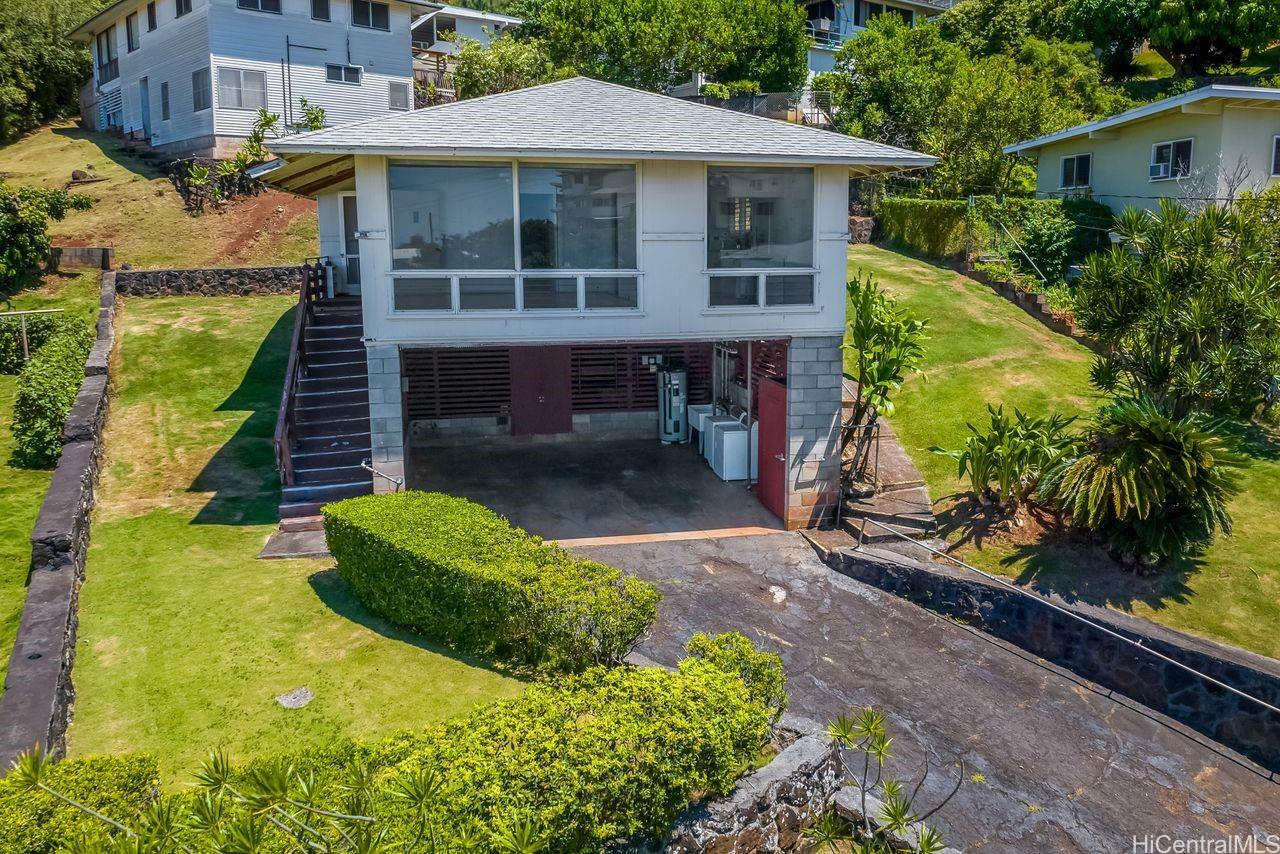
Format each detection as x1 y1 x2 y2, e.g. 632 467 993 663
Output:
11 317 92 468
3 633 785 853
932 404 1078 514
0 313 86 374
322 491 660 671
1015 202 1074 282
874 198 969 258
1070 200 1280 418
0 182 92 294
1041 397 1245 564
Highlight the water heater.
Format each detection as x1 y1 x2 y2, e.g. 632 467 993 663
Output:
658 369 689 444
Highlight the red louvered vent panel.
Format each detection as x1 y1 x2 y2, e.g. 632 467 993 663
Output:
731 339 790 418
570 343 713 412
403 347 512 420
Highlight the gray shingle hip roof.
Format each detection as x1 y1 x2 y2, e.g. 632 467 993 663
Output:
270 77 936 168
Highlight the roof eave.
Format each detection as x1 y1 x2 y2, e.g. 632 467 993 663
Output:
268 143 935 168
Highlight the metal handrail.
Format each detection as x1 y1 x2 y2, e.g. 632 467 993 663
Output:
361 459 404 492
273 260 328 487
854 517 1280 719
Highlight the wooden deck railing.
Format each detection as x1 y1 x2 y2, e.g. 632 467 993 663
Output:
274 259 328 487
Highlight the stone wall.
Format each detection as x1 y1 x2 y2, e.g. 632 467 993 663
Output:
114 265 304 296
784 336 843 530
827 548 1280 773
47 246 114 272
367 343 405 494
0 272 116 767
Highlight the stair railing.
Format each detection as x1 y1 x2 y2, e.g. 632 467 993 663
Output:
274 258 329 486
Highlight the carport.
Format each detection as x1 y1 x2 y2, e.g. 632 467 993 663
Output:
401 339 793 542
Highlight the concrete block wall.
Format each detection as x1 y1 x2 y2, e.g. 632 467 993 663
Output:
366 343 406 493
407 410 660 448
785 335 843 530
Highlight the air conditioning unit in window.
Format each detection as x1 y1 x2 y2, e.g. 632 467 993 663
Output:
1149 162 1170 179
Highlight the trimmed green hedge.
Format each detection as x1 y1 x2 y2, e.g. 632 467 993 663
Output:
11 318 93 468
0 314 85 374
0 754 158 854
876 198 969 258
323 492 661 671
0 634 785 853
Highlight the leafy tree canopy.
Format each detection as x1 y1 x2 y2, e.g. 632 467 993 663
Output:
0 0 104 142
535 0 810 92
451 33 573 99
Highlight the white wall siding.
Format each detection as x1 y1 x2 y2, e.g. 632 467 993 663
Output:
89 0 215 146
209 0 414 138
353 156 850 347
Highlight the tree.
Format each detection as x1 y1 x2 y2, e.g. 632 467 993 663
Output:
536 0 809 92
0 183 92 295
938 0 1068 57
1062 0 1155 78
0 0 101 142
451 33 571 99
1143 0 1280 75
1071 200 1280 418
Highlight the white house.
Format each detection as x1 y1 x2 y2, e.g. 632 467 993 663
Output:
71 0 431 157
1004 85 1280 213
256 78 934 530
410 4 522 102
800 0 946 75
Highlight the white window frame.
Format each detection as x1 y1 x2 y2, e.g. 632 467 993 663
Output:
351 0 390 30
388 80 411 111
1059 153 1092 190
1271 135 1280 178
217 66 267 111
311 0 330 21
1150 137 1193 182
126 13 140 52
147 1 157 30
326 64 363 85
175 0 191 17
160 81 170 120
236 0 281 12
386 159 645 317
703 163 820 313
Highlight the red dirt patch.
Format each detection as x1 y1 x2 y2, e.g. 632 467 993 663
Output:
218 189 315 265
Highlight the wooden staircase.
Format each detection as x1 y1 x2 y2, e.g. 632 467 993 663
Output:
275 268 373 533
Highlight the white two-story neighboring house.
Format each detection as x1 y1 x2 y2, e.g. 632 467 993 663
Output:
257 78 934 531
800 0 946 74
71 0 430 157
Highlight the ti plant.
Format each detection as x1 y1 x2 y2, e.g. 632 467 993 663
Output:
932 404 1078 517
803 708 959 854
842 272 928 482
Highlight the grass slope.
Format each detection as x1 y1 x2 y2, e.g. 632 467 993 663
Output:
850 244 1280 661
69 296 521 777
0 122 317 269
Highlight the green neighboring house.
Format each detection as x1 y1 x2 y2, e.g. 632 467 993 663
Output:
1005 85 1280 212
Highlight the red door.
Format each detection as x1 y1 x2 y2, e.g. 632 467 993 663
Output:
757 377 787 519
510 346 573 436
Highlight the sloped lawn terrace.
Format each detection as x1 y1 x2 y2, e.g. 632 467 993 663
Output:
847 244 1280 661
67 295 521 778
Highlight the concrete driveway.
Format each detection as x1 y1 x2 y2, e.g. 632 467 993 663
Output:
573 533 1280 853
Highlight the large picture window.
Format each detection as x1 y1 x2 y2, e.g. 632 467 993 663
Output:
518 164 636 269
218 67 267 110
389 163 515 271
707 166 813 270
707 166 815 308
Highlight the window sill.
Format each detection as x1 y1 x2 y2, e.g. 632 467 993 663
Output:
352 23 390 31
387 310 646 319
702 305 821 315
327 80 363 86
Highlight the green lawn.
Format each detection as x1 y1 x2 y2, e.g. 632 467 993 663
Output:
850 244 1280 661
68 296 522 778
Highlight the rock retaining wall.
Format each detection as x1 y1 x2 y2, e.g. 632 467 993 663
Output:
0 272 116 767
114 265 304 296
47 246 114 271
826 547 1280 773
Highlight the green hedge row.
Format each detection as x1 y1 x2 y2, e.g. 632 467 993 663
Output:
11 319 93 468
322 492 661 671
0 314 85 374
875 198 970 258
0 634 785 853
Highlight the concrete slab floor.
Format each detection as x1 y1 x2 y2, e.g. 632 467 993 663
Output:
407 438 784 542
573 533 1280 854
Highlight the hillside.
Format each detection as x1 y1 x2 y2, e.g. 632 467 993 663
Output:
0 123 318 271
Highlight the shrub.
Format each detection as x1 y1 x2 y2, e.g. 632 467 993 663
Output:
875 198 969 258
0 753 159 854
0 313 85 374
686 630 787 725
11 318 93 468
7 635 785 853
322 491 661 671
1041 396 1245 564
932 404 1077 514
1016 203 1074 282
0 183 92 293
